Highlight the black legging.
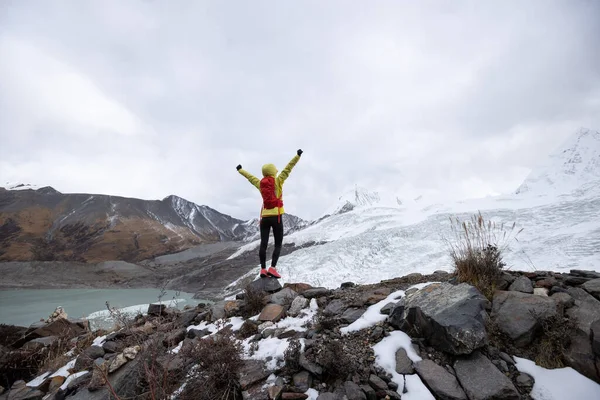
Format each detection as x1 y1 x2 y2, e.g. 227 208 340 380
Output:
259 215 284 268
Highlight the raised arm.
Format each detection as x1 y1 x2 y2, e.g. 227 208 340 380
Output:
236 165 261 190
278 149 302 183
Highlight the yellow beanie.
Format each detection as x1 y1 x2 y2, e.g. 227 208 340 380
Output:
261 163 278 177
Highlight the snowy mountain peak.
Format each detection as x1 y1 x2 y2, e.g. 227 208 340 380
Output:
516 128 600 196
323 186 403 217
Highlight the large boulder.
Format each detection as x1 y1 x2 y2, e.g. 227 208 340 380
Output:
288 296 309 317
592 320 600 356
414 360 467 400
13 319 85 348
491 290 558 347
582 279 600 300
564 288 600 383
402 283 488 355
508 276 534 294
454 352 520 400
247 277 282 294
269 288 298 306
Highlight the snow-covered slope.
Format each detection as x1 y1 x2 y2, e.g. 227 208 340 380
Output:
516 128 600 196
230 128 600 288
236 214 309 242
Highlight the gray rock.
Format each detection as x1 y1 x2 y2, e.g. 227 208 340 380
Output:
293 371 313 392
147 303 166 316
454 352 519 400
302 288 331 299
388 303 407 331
368 374 388 392
499 352 515 365
300 353 323 376
270 288 298 306
565 276 591 286
360 384 377 400
414 360 467 400
102 341 123 354
324 299 347 316
316 394 338 400
341 282 356 289
551 292 575 309
567 288 600 335
247 277 283 294
238 360 272 390
582 278 600 300
340 308 365 324
187 328 210 339
208 301 227 321
74 346 106 371
343 381 366 400
288 296 309 317
5 380 44 400
491 290 558 347
570 270 600 279
380 302 396 315
509 276 534 294
516 373 535 391
592 320 600 356
565 330 600 383
176 309 199 327
496 272 516 290
403 283 488 355
370 326 384 341
163 328 186 347
492 359 509 373
383 391 401 400
395 348 414 374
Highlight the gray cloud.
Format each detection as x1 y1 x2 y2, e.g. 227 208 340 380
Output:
1 1 599 220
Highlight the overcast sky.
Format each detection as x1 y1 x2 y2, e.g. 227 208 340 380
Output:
1 1 599 220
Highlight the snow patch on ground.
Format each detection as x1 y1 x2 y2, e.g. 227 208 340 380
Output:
50 359 76 378
373 331 434 400
514 356 600 400
26 372 50 388
60 371 89 390
240 299 318 370
341 283 436 335
305 388 319 399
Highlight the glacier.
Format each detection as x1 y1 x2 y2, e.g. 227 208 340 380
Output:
229 128 600 289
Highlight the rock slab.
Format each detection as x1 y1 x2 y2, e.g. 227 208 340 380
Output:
259 304 285 322
414 360 467 400
395 348 414 374
454 352 520 400
404 283 488 355
508 276 534 294
491 290 557 347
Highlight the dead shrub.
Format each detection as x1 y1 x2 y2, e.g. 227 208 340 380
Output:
283 338 302 375
444 212 522 299
309 339 352 381
534 313 578 368
179 332 243 400
239 286 267 318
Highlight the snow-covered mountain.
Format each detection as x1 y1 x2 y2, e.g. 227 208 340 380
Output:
230 128 600 288
235 214 309 242
515 128 600 197
0 187 256 262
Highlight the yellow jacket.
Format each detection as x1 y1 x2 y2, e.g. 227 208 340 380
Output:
238 154 300 217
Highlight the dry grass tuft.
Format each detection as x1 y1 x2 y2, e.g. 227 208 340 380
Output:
179 332 243 400
445 212 522 299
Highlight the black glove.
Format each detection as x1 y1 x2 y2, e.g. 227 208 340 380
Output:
297 149 303 156
236 164 242 171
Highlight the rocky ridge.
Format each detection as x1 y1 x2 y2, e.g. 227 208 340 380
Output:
1 268 600 399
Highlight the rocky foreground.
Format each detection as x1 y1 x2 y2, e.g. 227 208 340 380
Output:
2 269 600 400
